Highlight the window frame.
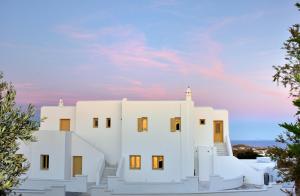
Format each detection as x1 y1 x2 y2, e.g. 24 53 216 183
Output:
59 118 71 131
40 154 49 170
152 155 164 170
93 117 99 128
138 117 148 132
106 118 111 128
129 155 141 170
200 119 206 125
170 117 181 132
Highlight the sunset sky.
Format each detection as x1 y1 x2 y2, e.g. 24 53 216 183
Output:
0 0 298 140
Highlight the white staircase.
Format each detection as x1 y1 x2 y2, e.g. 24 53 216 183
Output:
99 166 117 188
214 143 228 156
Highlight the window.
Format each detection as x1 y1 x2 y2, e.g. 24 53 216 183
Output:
137 117 148 132
93 118 98 128
200 119 206 125
60 119 70 131
40 154 49 170
106 118 111 128
129 155 141 169
152 155 164 170
73 156 82 176
170 117 181 132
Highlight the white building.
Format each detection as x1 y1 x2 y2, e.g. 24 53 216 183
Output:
17 87 265 194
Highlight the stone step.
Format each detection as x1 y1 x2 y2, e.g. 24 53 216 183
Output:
214 144 228 156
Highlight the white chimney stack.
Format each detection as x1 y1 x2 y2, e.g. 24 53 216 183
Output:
58 98 64 107
185 86 192 101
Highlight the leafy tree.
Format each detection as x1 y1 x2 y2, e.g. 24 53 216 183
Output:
0 72 39 195
233 148 262 159
268 3 300 195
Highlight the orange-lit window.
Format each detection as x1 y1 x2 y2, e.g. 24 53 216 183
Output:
129 155 141 169
60 119 70 131
152 155 164 170
138 117 148 132
170 117 181 132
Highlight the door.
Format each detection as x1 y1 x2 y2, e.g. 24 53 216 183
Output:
73 156 82 177
60 119 70 131
214 120 224 143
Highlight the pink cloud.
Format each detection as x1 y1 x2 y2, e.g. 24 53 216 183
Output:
55 25 97 40
102 84 168 99
56 23 288 103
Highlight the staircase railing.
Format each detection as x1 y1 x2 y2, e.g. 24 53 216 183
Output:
116 157 124 178
96 157 105 186
71 132 103 153
225 134 233 156
71 132 106 186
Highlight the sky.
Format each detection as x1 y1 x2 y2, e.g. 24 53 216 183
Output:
0 0 299 140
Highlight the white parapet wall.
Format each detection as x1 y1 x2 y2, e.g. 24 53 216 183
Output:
12 185 65 196
108 156 199 193
209 175 244 191
214 156 264 185
107 176 198 194
18 130 71 180
71 132 105 182
198 145 214 181
17 175 88 192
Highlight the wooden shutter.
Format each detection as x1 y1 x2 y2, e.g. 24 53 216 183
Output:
60 119 70 131
73 156 82 176
143 117 148 131
170 118 176 132
138 118 142 132
135 156 141 169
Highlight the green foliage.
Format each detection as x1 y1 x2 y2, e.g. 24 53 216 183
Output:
269 3 300 194
233 148 262 159
0 72 39 195
273 23 300 97
267 103 300 183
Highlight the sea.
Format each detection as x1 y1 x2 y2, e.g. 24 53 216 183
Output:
231 140 285 148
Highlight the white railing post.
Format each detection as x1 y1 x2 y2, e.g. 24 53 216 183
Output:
96 157 105 186
225 135 233 156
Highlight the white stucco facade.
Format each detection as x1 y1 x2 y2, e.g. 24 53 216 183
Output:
18 88 265 194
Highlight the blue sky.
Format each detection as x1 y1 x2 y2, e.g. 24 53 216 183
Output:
0 0 298 140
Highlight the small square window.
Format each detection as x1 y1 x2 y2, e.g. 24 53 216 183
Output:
40 154 49 170
152 155 164 170
93 118 98 128
170 117 181 132
60 119 70 131
106 118 111 128
200 119 206 125
129 155 141 169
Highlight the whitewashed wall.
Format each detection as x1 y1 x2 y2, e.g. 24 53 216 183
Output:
193 107 214 147
72 133 105 182
26 131 69 180
121 100 194 182
198 146 214 181
19 95 244 189
40 106 76 131
75 101 121 165
214 156 264 185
